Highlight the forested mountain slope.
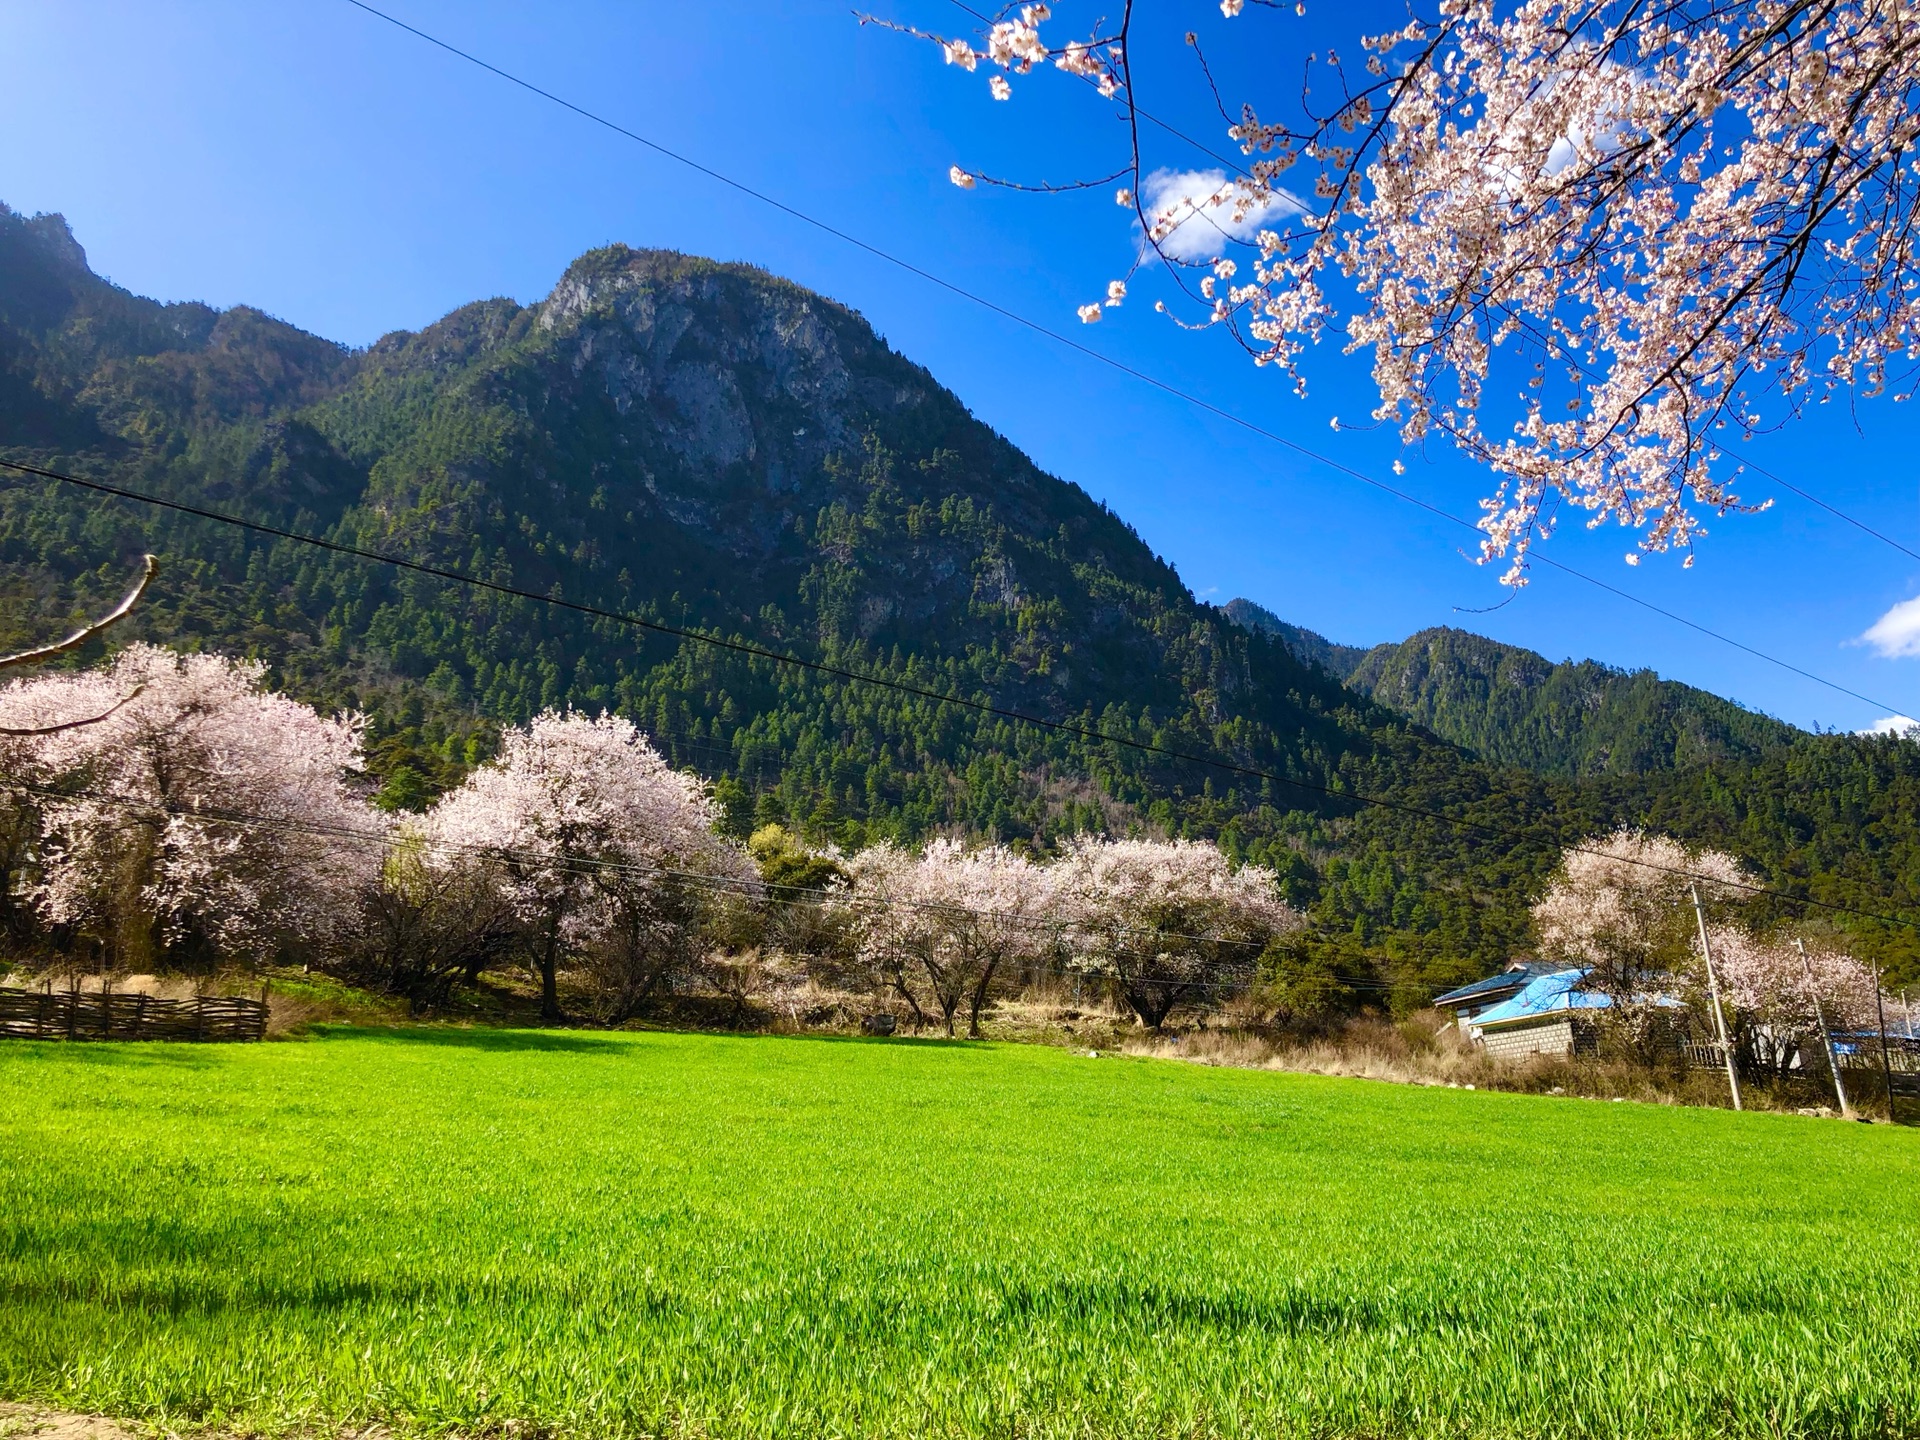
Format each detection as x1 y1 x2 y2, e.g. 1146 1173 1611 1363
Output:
2 202 1916 984
1227 605 1801 777
1222 598 1371 680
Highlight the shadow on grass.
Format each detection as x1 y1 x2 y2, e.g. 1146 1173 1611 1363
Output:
314 1024 630 1054
310 1022 996 1056
0 1038 226 1068
785 1031 982 1049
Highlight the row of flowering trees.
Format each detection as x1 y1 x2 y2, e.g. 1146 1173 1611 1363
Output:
3 646 1891 1055
1530 828 1889 1079
842 835 1301 1035
0 646 1301 1029
0 647 762 1020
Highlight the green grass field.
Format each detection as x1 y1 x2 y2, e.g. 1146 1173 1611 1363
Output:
2 1028 1917 1440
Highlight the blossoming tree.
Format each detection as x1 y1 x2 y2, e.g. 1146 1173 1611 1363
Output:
420 711 757 1020
1053 836 1301 1027
1704 925 1882 1076
841 838 1054 1036
0 644 378 970
1532 828 1749 1053
915 0 1920 580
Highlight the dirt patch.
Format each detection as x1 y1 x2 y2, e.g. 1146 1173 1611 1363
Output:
0 1407 397 1440
0 1406 149 1440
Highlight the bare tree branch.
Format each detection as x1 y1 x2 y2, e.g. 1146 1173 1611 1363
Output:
0 555 159 673
0 684 147 738
0 555 159 736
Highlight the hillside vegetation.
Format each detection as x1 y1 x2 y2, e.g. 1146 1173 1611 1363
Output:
1225 601 1800 777
3 1027 1916 1440
2 202 1918 984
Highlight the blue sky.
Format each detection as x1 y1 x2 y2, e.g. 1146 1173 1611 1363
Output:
3 0 1918 733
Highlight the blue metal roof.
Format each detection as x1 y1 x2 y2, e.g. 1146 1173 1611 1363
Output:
1433 961 1560 1009
1471 969 1613 1029
1433 970 1533 1008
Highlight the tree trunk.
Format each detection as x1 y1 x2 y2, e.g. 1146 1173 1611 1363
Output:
918 955 962 1037
538 914 562 1022
540 954 559 1022
1130 982 1177 1030
885 969 927 1031
967 959 1001 1039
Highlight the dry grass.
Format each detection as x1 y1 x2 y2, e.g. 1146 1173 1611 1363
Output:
1109 1007 1862 1115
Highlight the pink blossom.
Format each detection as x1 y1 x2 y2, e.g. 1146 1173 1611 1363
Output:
0 644 378 967
1533 828 1748 1003
920 0 1920 578
839 838 1051 1037
1051 837 1300 1028
1706 928 1882 1037
420 711 755 1018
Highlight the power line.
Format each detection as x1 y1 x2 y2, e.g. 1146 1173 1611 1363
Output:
936 0 1920 577
2 11 1905 921
5 455 1917 933
339 0 1909 719
1719 443 1920 567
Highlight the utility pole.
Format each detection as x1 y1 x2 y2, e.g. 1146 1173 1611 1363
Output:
1690 883 1742 1112
1794 939 1850 1119
1872 965 1899 1124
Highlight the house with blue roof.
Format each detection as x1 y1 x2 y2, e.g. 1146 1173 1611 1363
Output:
1465 968 1615 1059
1432 961 1560 1037
1439 965 1690 1059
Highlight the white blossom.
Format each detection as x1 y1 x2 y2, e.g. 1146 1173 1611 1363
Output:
839 839 1052 1036
922 0 1920 579
1051 837 1299 1028
421 711 755 1018
0 645 378 968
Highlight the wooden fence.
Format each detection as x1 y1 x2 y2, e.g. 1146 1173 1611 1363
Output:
0 984 268 1042
1680 1034 1920 1094
1838 1035 1920 1097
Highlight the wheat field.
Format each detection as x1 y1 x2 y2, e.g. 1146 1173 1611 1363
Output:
2 1026 1916 1440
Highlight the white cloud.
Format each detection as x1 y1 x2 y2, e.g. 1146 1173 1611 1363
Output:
1140 168 1304 263
1859 596 1920 658
1859 715 1920 738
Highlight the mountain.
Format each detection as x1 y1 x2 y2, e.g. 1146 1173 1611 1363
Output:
2 201 1917 985
1343 628 1802 776
0 203 1403 880
1225 606 1800 778
1221 599 1370 679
